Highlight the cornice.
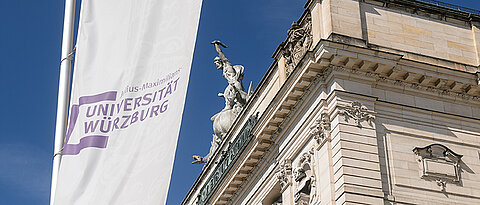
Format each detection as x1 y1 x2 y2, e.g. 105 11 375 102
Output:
315 40 480 103
365 0 480 22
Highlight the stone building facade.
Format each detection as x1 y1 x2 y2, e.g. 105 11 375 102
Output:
183 0 480 204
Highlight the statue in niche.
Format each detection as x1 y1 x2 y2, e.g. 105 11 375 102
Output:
293 167 310 205
192 40 251 164
283 15 313 76
294 151 316 205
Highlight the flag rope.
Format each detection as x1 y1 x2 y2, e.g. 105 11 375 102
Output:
53 145 65 159
59 45 76 65
53 45 75 160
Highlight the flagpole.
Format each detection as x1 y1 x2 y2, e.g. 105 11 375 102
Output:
50 0 76 204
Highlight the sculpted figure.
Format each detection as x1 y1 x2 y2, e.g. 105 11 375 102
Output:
294 151 317 205
294 167 311 205
192 40 250 164
212 40 248 110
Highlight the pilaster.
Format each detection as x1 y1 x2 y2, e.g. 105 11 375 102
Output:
282 185 295 205
278 56 288 85
314 125 336 205
472 21 480 66
328 92 384 204
310 0 323 46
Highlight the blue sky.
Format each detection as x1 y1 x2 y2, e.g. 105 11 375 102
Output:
0 0 479 205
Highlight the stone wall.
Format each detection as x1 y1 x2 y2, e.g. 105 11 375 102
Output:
308 0 480 67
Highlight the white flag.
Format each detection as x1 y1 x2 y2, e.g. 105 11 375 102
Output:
54 0 202 204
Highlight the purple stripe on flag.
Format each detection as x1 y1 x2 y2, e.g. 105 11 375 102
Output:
63 91 117 155
64 105 79 141
62 135 109 155
79 91 117 105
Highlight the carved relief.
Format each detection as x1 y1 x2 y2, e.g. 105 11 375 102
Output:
310 113 331 144
413 144 463 191
294 150 316 205
283 15 313 76
276 159 293 191
340 101 374 127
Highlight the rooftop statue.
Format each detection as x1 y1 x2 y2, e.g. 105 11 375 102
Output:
192 40 251 164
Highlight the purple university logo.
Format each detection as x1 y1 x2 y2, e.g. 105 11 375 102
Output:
63 91 117 155
62 76 179 155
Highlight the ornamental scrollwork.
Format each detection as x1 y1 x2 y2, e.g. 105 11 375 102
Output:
310 112 331 144
275 159 293 191
340 101 374 127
